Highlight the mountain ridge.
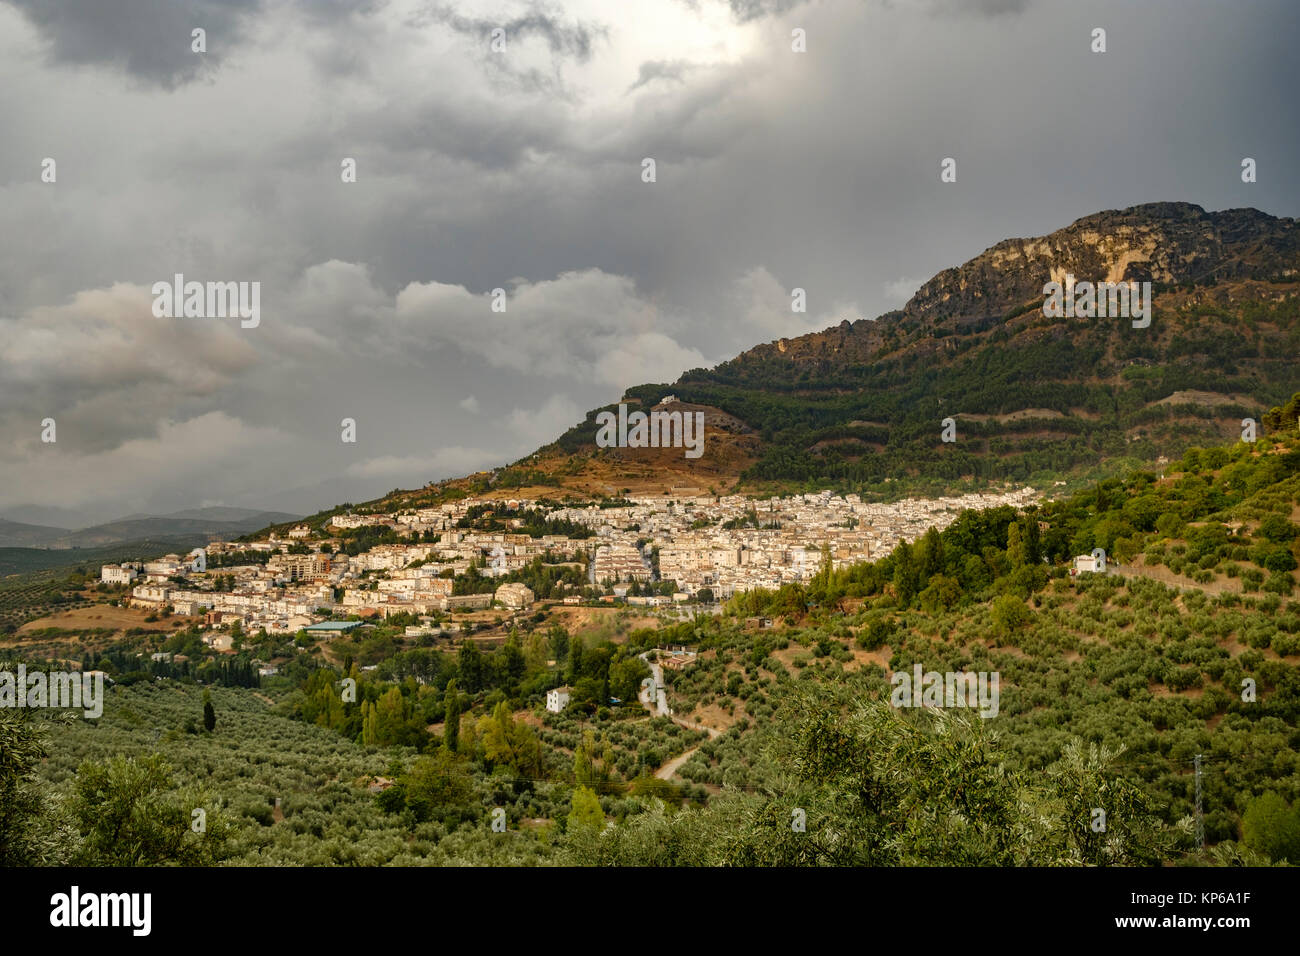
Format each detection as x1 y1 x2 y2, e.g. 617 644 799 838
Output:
525 203 1299 495
264 202 1300 527
0 508 301 550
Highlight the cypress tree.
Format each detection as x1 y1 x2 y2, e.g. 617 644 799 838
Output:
568 638 585 684
443 680 460 752
893 541 919 607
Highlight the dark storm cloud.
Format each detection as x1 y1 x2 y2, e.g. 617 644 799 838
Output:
725 0 806 23
349 83 571 167
296 0 390 23
0 0 1297 524
628 59 697 92
420 2 606 61
720 0 1035 21
404 2 609 98
921 0 1031 15
3 0 261 88
701 0 1033 24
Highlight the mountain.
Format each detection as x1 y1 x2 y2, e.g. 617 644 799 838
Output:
163 507 297 523
0 518 70 548
517 202 1300 499
276 202 1298 522
0 508 300 550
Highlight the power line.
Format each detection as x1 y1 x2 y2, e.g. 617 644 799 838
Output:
1194 753 1205 850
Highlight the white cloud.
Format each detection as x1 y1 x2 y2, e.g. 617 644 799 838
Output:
884 276 926 305
394 268 708 386
0 282 261 455
731 266 859 341
0 412 289 513
344 446 501 481
506 394 582 441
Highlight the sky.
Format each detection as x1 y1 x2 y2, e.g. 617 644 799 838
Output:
1 0 1297 527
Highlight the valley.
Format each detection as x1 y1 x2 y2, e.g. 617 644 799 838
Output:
5 205 1299 869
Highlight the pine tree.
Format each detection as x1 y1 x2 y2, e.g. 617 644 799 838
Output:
567 786 605 832
375 687 406 745
458 640 484 692
202 689 216 733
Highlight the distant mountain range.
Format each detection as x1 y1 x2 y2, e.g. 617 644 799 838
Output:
0 507 300 550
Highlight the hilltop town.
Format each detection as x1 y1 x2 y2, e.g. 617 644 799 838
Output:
110 487 1039 641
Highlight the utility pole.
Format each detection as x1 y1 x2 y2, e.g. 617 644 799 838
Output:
1194 754 1205 851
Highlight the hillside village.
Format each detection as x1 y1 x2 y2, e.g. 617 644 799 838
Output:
110 487 1039 641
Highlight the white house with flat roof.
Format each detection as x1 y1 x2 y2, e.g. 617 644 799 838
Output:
546 686 571 713
101 564 138 585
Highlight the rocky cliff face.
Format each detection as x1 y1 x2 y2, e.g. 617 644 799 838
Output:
900 202 1299 329
698 202 1300 381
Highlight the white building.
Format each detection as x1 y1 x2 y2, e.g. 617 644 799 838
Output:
495 582 536 609
405 625 447 638
101 564 138 585
546 686 571 713
144 555 183 578
1073 554 1100 574
130 584 170 607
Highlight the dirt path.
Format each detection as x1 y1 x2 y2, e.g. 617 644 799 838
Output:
671 716 721 739
656 746 700 780
319 639 347 667
652 721 723 780
653 720 722 779
639 652 721 779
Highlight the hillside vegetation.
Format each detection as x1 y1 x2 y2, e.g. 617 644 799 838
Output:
239 203 1300 528
6 395 1298 866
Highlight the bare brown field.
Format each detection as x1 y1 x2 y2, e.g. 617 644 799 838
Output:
840 645 893 672
685 700 744 733
545 605 659 638
1152 390 1249 408
16 603 175 635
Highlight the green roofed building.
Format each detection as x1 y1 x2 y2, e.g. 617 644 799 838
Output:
304 620 362 633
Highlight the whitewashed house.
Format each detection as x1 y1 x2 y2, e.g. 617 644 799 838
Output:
1073 554 1099 574
101 564 138 585
495 582 535 609
546 686 571 713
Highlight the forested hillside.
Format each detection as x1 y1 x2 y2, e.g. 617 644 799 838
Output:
529 203 1300 499
5 395 1297 866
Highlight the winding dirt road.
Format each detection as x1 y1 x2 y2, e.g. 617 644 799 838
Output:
639 652 721 779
